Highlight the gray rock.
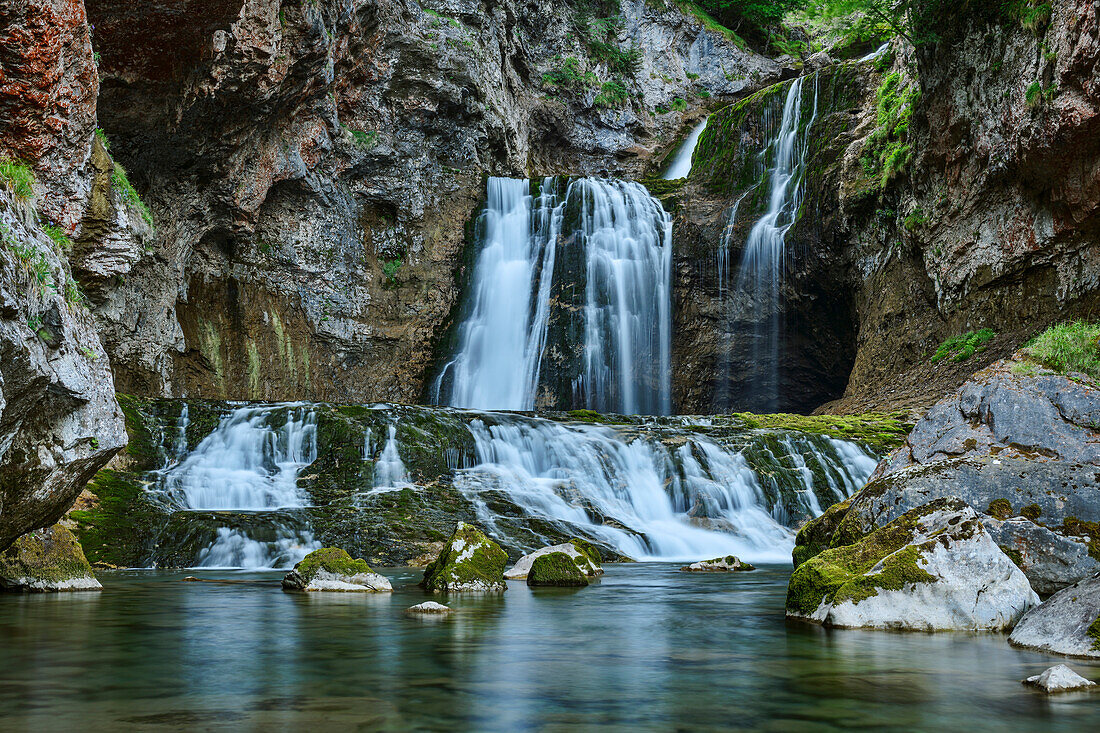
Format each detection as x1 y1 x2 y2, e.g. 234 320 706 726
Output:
1010 575 1100 658
0 525 102 592
680 555 755 572
983 517 1100 597
1023 665 1096 693
406 601 452 615
504 541 603 580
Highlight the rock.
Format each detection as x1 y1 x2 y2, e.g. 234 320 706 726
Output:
420 522 508 592
1009 575 1100 658
786 498 1039 630
0 525 102 592
527 552 589 587
1023 665 1096 693
680 555 755 572
794 359 1100 595
504 540 603 580
406 601 452 615
281 548 392 592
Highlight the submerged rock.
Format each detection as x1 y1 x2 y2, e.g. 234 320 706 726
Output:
421 522 508 592
0 525 102 592
680 555 755 572
786 498 1038 630
504 540 603 580
281 548 392 592
1009 575 1100 658
1023 665 1096 693
406 601 452 615
527 552 589 587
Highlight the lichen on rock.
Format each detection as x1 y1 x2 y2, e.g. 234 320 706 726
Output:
420 522 507 592
281 547 392 592
0 524 102 592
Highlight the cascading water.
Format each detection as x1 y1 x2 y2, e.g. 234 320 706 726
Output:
717 75 819 411
151 405 321 569
371 424 409 493
432 176 672 415
661 118 709 179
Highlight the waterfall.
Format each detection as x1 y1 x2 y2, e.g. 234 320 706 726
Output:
152 405 321 569
721 75 819 411
433 176 672 415
661 118 709 179
371 424 409 493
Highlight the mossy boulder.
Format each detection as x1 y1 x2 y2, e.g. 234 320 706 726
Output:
420 522 507 592
504 539 604 580
680 555 755 572
281 547 392 592
792 497 854 568
527 551 589 587
0 525 102 592
786 498 1038 630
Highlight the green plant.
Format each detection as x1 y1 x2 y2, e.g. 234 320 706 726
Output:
381 258 402 284
65 277 86 306
542 56 596 91
110 162 154 229
42 224 72 251
670 97 688 112
95 127 110 151
79 345 98 361
0 158 36 201
343 126 379 150
860 71 919 189
594 80 629 107
1021 321 1100 380
930 328 996 363
903 208 927 231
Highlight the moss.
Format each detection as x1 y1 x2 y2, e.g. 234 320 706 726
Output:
110 161 154 229
527 551 589 587
1060 516 1100 562
570 537 603 567
0 525 94 587
1020 504 1041 521
1000 545 1024 568
1087 615 1100 652
293 547 376 582
987 498 1013 521
830 545 936 605
792 496 853 567
421 522 508 591
731 411 912 452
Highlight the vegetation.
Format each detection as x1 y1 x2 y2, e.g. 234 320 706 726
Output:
0 157 36 202
930 328 996 363
292 547 378 582
343 126 379 150
733 411 913 452
542 56 596 91
42 224 71 251
1021 321 1100 380
594 80 630 107
860 71 918 188
381 258 402 285
111 162 154 229
527 551 590 587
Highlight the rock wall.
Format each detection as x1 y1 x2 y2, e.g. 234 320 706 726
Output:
81 0 780 402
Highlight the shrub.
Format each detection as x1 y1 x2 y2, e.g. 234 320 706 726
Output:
930 328 996 363
382 258 402 285
594 80 629 108
1022 321 1100 380
670 97 688 111
542 56 595 91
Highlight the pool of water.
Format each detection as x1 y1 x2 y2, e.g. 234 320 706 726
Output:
1 564 1097 731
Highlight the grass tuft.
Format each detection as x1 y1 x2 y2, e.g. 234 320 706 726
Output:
1021 321 1100 380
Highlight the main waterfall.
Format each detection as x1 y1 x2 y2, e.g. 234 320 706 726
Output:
432 177 672 415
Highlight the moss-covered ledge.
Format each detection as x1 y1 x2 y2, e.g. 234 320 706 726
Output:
731 411 913 453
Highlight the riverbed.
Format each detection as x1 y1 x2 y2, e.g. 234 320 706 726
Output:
2 564 1097 730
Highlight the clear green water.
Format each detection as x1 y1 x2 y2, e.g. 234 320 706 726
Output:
1 564 1097 731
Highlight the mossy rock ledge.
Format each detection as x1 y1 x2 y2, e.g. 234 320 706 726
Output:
420 522 508 592
680 555 755 572
786 498 1039 631
504 539 604 580
281 548 392 592
0 525 102 592
527 552 590 587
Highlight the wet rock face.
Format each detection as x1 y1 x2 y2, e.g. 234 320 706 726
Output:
795 358 1100 595
80 0 778 403
0 192 127 551
1010 575 1100 659
0 0 99 229
786 498 1039 631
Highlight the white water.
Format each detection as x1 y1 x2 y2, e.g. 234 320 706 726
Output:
662 118 709 179
371 424 409 493
434 177 672 415
860 42 890 62
153 405 320 569
729 75 819 410
452 413 876 563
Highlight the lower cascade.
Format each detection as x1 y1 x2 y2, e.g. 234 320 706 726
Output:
432 176 672 415
125 401 878 568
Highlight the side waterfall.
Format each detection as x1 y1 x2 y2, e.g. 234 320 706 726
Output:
661 118 709 179
718 75 819 411
432 177 672 415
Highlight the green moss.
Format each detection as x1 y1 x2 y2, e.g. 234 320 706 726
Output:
0 525 94 586
110 161 154 229
1060 516 1100 562
1087 615 1100 652
1000 545 1024 568
421 522 508 591
830 545 936 605
792 496 853 567
570 537 603 567
860 70 919 190
731 411 912 452
1020 503 1041 521
987 498 1013 521
293 547 376 582
527 551 589 587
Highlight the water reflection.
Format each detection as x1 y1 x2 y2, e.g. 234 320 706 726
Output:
0 565 1097 730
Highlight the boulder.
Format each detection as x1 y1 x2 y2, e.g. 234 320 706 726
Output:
0 525 101 592
680 555 755 572
281 548 392 592
406 601 452 615
793 359 1100 595
504 539 603 580
786 498 1039 630
527 552 589 587
420 522 508 592
1009 574 1100 658
1023 665 1096 693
